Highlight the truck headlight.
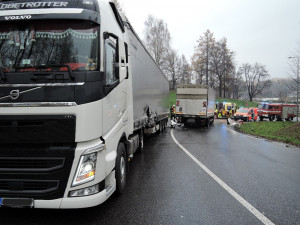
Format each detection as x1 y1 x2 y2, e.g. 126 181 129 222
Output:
72 152 97 187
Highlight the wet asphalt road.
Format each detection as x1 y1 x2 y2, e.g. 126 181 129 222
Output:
1 120 299 225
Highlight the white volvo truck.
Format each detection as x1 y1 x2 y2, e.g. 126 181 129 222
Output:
175 84 215 127
0 0 169 208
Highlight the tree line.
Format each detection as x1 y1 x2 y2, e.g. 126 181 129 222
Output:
143 15 271 101
111 1 272 102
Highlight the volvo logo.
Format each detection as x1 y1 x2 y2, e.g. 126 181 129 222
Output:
10 90 20 100
5 15 32 20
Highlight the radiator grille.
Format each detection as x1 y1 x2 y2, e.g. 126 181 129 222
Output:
0 144 75 200
0 157 65 172
0 180 59 194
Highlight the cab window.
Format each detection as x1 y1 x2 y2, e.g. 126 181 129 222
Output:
105 39 118 85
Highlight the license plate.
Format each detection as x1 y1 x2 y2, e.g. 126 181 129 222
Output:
0 198 34 208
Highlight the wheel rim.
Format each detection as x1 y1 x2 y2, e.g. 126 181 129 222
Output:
120 156 125 184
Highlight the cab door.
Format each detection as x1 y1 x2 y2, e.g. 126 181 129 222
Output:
102 34 128 135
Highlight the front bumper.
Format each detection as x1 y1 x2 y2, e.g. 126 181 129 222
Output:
34 183 115 209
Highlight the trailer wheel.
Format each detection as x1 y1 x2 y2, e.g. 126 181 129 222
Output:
205 119 210 128
162 121 166 131
158 121 162 133
137 129 144 152
115 142 127 194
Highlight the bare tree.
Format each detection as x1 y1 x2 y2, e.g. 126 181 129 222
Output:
226 68 245 99
191 30 215 85
165 48 180 90
287 39 300 104
210 38 234 97
178 54 191 85
239 63 271 101
143 15 171 73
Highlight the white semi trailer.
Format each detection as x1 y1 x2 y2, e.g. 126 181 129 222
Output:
175 84 216 127
0 0 169 208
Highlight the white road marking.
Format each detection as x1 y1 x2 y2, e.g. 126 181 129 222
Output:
171 129 275 225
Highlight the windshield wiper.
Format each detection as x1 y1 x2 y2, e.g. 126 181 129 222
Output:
16 64 74 80
37 64 74 80
0 66 6 81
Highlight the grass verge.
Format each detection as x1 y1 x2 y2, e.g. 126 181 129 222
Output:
216 97 258 108
236 121 300 147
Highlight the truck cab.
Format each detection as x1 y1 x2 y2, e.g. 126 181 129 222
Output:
0 0 170 209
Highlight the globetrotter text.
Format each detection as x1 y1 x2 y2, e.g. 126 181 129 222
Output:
0 2 69 9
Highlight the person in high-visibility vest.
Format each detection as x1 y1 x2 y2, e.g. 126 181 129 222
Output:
170 105 175 119
229 108 233 118
222 109 226 118
218 109 222 118
215 109 218 118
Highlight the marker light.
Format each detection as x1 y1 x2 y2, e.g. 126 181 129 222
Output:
69 184 100 197
72 152 97 187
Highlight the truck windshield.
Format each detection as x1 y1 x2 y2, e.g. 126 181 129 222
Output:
0 20 99 72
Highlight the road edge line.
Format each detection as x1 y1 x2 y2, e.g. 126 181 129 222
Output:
171 129 275 225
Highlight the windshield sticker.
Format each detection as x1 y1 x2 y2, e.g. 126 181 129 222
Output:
0 2 68 10
22 59 31 65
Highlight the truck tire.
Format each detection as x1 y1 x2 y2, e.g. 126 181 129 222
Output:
269 115 274 121
158 121 163 133
137 129 144 152
115 142 127 194
259 116 263 121
205 119 210 128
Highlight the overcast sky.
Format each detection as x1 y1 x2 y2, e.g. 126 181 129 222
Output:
121 0 300 78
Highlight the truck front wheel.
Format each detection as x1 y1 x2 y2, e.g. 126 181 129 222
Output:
115 142 127 194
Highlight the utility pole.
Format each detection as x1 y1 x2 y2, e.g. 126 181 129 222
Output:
206 37 209 85
288 56 299 122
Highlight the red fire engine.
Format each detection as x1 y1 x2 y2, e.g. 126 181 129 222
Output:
257 103 297 121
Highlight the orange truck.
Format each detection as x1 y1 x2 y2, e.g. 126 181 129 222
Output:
257 103 297 121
